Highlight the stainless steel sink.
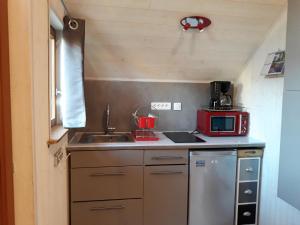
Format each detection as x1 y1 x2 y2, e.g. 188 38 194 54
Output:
79 133 134 143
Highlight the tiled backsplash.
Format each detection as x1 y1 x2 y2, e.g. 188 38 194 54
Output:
72 80 210 132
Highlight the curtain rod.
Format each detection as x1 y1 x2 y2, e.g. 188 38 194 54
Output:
60 0 79 30
61 0 71 17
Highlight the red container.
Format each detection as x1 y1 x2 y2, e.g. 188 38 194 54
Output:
132 130 160 141
136 117 156 129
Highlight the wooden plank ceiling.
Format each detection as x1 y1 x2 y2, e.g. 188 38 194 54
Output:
66 0 287 82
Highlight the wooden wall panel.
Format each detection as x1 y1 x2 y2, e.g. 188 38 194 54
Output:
7 0 36 224
67 0 287 81
6 1 68 225
31 0 69 225
0 0 15 224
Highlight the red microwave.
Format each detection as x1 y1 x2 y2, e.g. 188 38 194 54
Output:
197 110 249 136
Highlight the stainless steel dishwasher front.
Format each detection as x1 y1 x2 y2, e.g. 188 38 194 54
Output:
189 150 237 225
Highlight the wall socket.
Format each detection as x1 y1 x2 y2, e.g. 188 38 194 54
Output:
54 147 64 167
151 102 172 110
173 102 182 111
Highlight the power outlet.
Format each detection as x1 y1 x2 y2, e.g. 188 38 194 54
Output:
54 147 64 167
151 102 172 110
173 102 182 111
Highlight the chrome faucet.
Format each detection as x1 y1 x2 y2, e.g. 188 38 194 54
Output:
104 104 116 134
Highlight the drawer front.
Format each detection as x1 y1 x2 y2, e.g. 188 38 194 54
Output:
71 199 143 225
144 150 188 165
71 166 143 201
238 204 256 225
71 150 143 168
239 182 258 203
238 149 263 158
239 158 260 181
144 165 188 225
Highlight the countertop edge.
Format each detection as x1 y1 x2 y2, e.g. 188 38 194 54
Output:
67 132 265 152
67 143 265 152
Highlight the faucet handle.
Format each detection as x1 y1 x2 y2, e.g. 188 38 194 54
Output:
107 127 116 133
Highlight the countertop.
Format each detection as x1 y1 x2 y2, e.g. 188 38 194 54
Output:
67 132 265 151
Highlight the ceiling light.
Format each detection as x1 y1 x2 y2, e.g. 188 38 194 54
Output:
180 16 211 32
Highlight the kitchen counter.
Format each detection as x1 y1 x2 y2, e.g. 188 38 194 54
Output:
67 132 265 151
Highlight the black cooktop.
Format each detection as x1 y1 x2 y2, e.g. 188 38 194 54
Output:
163 132 206 143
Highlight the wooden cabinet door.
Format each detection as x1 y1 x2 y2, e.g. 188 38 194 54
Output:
71 199 143 225
144 165 188 225
144 150 188 165
284 0 300 91
278 91 300 210
71 166 143 201
71 150 143 168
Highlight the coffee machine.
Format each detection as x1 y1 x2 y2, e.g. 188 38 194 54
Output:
209 81 233 110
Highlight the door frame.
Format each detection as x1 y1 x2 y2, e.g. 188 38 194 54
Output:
0 0 15 224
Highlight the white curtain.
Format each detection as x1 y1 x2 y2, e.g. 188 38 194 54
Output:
60 16 86 128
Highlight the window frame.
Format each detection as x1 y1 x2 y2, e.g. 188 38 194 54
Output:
49 26 60 127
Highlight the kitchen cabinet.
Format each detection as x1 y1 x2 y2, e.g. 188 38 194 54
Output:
279 0 300 210
70 149 189 225
235 149 262 225
237 204 257 225
238 182 258 203
144 149 188 165
71 150 143 168
283 0 300 91
69 148 262 225
239 158 260 181
144 165 188 225
71 166 143 201
144 149 189 225
70 150 144 225
71 199 143 225
278 91 300 210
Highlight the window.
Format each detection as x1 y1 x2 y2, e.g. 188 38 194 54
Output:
49 26 61 127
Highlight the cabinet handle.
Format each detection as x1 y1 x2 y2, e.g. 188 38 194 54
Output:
152 156 184 160
90 205 125 211
243 211 252 217
150 171 184 175
244 189 253 195
245 167 254 173
238 114 242 134
89 172 126 177
244 150 257 155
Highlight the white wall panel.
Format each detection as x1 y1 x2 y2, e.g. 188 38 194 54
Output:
236 8 300 225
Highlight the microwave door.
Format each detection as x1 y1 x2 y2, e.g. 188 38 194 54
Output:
211 116 235 133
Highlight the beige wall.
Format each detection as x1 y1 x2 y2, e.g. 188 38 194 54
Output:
32 1 69 225
236 8 300 225
8 0 35 224
8 0 68 225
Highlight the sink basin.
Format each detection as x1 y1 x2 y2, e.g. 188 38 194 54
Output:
79 133 134 143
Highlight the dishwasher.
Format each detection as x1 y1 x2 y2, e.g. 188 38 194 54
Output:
189 150 237 225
